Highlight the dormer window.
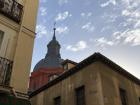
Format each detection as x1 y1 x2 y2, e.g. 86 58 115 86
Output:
62 59 77 70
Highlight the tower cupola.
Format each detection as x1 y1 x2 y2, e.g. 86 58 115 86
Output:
33 24 63 71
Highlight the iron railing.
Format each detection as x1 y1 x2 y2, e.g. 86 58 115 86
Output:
0 57 13 86
0 0 23 23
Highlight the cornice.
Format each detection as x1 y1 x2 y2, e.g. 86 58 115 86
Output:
0 14 20 31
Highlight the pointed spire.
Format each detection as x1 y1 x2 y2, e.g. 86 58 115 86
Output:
53 22 56 40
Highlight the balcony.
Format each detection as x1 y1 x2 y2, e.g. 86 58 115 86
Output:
0 57 13 86
0 0 23 23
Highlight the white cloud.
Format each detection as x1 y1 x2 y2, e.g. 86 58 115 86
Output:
101 26 111 32
101 0 116 7
113 29 140 46
101 13 118 23
121 0 140 28
81 13 85 17
122 9 140 18
58 0 68 5
56 26 69 34
134 20 140 28
36 24 47 38
121 0 140 9
113 31 122 40
81 12 92 17
95 37 114 47
99 0 140 47
124 30 140 46
82 22 95 32
40 7 47 16
55 11 72 21
66 41 87 52
121 9 140 28
87 12 92 17
122 9 131 16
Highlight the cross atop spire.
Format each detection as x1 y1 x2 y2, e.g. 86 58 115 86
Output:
53 22 56 40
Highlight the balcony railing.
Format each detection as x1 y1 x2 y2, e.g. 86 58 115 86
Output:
0 0 23 23
0 57 13 86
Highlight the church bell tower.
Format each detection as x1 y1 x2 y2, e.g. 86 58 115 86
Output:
29 25 64 92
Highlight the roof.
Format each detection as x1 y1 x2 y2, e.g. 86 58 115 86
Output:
30 52 140 98
33 58 64 71
33 33 63 71
61 59 78 65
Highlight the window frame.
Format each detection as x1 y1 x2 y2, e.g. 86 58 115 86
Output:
75 85 86 105
48 74 58 81
0 30 4 50
54 96 61 105
119 88 128 105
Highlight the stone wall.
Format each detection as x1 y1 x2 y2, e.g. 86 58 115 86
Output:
30 61 140 105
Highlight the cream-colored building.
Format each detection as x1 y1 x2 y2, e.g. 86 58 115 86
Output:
0 0 39 99
30 53 140 105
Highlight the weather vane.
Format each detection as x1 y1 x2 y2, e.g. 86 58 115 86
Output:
53 22 56 40
54 22 56 30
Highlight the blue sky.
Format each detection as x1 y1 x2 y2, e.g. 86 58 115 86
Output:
31 0 140 78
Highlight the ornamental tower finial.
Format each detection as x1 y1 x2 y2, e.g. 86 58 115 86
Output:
53 22 56 40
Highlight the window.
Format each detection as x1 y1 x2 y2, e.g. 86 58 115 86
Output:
63 64 68 70
119 88 127 105
75 86 86 105
54 96 61 105
0 30 4 50
49 74 58 81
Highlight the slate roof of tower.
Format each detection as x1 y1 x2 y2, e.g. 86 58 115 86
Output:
33 28 63 71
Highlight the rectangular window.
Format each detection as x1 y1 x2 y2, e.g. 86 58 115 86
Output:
119 88 127 105
54 96 61 105
75 86 86 105
0 30 4 50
